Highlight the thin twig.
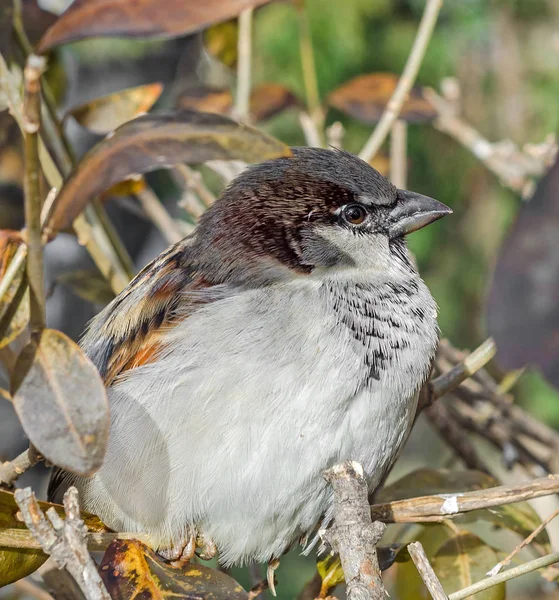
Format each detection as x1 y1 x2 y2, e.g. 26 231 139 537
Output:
294 0 324 137
299 112 323 148
389 120 407 188
0 445 42 487
23 54 47 338
486 507 559 577
370 475 559 523
422 337 496 410
14 486 111 600
424 86 556 197
323 461 387 600
235 8 253 120
0 243 27 307
359 0 443 162
136 186 184 245
248 578 269 600
408 541 449 600
424 402 490 474
175 164 216 209
448 551 559 600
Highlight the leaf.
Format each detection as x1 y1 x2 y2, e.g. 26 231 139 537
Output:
0 234 29 349
176 87 233 115
328 73 437 124
68 83 163 135
46 110 292 233
100 538 248 599
0 489 107 587
11 329 109 476
37 0 273 53
250 83 301 122
204 20 238 68
378 468 549 545
487 157 559 388
397 527 505 600
57 269 116 305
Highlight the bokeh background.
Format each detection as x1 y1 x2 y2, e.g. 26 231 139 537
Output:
1 0 558 598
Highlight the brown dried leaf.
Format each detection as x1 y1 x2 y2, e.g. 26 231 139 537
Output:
68 83 163 135
250 83 301 122
100 538 248 599
37 0 273 53
0 489 107 587
46 110 292 233
11 329 109 475
328 73 436 124
0 233 29 349
487 157 559 388
176 87 233 115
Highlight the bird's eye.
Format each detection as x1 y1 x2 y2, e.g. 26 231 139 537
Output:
342 204 367 225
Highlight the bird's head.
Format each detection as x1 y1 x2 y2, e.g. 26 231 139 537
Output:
196 147 451 284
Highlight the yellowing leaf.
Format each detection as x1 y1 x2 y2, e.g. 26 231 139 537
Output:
100 538 248 599
205 20 238 68
68 83 163 135
0 234 29 349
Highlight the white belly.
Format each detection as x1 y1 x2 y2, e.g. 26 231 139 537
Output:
77 274 437 565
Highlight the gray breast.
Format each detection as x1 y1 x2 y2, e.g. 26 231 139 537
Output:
326 276 437 388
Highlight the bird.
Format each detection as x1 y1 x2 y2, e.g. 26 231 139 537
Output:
49 147 451 571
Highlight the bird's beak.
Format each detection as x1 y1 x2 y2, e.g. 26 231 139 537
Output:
388 190 452 239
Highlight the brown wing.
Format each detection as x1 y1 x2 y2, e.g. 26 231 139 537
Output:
81 238 214 386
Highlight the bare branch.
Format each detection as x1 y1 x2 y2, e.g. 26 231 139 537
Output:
370 475 559 523
323 461 387 600
389 120 407 188
23 54 47 338
448 551 559 600
359 0 443 162
408 541 449 600
14 487 111 600
136 186 184 245
235 8 253 120
299 112 323 148
0 445 42 487
425 85 557 197
487 507 559 577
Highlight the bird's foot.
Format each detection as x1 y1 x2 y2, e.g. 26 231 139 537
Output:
158 534 196 566
195 532 217 560
267 558 280 597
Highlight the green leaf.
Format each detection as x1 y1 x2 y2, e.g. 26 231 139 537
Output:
397 526 505 600
100 538 248 599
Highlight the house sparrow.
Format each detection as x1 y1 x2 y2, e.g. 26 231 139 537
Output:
49 147 450 568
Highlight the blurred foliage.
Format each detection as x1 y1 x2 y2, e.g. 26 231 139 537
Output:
250 0 559 426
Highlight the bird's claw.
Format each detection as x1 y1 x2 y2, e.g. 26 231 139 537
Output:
267 558 280 597
158 533 196 565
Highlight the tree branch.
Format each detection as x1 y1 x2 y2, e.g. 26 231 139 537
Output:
0 445 42 487
323 461 387 600
22 54 47 338
359 0 443 162
448 551 559 600
370 475 559 523
14 487 111 600
408 541 449 600
235 8 253 120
